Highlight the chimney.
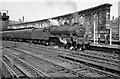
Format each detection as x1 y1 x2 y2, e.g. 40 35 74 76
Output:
22 16 24 22
0 12 1 17
19 19 22 23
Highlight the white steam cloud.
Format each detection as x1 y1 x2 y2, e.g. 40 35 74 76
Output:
45 0 77 12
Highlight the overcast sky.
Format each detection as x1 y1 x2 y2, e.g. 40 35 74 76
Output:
0 0 119 21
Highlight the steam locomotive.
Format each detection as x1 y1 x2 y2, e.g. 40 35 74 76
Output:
2 23 90 50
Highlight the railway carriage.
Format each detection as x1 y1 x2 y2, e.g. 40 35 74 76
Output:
31 28 50 44
2 30 13 40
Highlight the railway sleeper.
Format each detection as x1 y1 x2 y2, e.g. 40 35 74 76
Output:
7 47 104 78
72 54 119 67
3 42 119 78
3 55 29 78
59 54 120 77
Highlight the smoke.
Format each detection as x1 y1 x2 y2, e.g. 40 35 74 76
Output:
45 0 77 12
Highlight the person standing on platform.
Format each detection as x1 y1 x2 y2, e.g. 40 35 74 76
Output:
98 34 101 44
105 34 109 45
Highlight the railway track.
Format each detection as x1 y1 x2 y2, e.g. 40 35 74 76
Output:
2 40 119 59
33 44 119 69
14 43 120 77
2 41 120 78
1 58 20 79
1 55 31 79
36 45 120 77
3 45 119 78
2 47 50 79
17 42 118 60
18 43 119 72
3 47 79 78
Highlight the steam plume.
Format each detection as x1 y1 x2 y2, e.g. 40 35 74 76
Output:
45 0 77 12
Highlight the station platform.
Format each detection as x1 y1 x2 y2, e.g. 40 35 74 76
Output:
90 43 120 54
89 39 120 45
91 43 120 49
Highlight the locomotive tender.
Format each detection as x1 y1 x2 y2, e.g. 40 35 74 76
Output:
2 23 90 50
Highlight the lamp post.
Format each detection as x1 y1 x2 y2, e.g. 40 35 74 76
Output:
93 20 96 44
109 27 112 45
108 18 112 45
93 13 98 44
118 16 120 41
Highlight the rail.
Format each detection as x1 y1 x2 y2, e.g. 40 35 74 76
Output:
3 47 50 79
6 46 119 78
0 58 20 79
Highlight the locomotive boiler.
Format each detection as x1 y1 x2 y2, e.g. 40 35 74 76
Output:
49 24 85 37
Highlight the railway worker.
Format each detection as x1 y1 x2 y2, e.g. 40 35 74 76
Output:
29 40 32 45
98 34 101 44
13 40 17 47
105 34 109 45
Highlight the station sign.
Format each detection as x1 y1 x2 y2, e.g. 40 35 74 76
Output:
98 29 110 34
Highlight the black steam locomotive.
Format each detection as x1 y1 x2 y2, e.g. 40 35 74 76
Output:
2 23 90 50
